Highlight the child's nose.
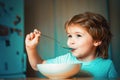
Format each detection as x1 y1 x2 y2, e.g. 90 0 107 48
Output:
71 42 75 45
70 38 75 44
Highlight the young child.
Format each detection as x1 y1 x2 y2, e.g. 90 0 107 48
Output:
25 12 118 78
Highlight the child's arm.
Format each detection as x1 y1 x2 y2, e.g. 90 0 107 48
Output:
25 29 46 71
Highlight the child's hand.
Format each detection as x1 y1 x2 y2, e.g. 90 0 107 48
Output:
25 29 41 49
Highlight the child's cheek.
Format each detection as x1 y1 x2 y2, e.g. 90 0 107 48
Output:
67 40 71 47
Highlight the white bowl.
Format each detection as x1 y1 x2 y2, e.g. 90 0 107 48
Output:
37 64 81 79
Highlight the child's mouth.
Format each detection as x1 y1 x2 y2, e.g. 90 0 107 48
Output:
71 48 76 51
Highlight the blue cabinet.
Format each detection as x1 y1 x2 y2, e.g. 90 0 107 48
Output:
0 0 26 78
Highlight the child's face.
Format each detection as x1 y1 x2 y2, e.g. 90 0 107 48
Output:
66 24 98 58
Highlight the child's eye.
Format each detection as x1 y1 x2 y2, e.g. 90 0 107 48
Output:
77 34 81 37
68 35 72 38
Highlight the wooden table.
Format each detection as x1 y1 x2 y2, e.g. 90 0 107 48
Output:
0 77 119 80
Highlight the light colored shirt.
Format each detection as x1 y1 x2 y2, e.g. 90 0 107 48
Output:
46 52 118 78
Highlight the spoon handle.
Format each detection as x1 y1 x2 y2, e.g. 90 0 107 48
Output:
41 34 72 50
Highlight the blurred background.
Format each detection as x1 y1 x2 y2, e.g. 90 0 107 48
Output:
0 0 120 78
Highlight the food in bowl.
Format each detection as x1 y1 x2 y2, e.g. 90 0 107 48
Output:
37 64 81 79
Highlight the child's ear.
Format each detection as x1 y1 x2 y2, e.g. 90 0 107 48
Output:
94 41 102 46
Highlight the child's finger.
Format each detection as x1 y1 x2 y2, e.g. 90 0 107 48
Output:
26 34 32 41
34 29 41 34
30 32 35 39
26 34 30 40
33 29 41 38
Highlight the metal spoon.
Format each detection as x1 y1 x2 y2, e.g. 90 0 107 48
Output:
41 34 72 50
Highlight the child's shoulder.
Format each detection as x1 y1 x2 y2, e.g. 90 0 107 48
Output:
97 57 113 65
100 57 112 62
